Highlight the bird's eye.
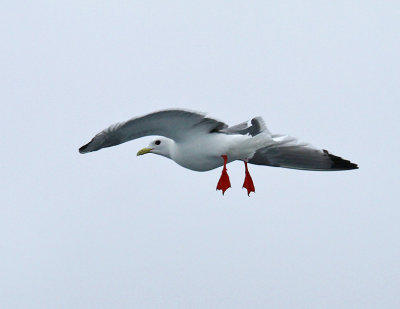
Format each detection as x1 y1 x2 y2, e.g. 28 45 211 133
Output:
155 140 161 145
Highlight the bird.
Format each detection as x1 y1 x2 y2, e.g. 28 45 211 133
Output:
79 108 358 195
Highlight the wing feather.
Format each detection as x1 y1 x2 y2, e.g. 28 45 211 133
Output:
79 109 227 153
221 116 271 136
249 135 358 171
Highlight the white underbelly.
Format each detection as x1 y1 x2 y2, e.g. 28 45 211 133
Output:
170 134 259 172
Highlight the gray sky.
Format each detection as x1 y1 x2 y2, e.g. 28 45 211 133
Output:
1 1 399 308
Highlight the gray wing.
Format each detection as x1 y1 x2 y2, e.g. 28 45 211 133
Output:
223 116 358 170
220 116 271 136
249 135 358 171
79 109 227 154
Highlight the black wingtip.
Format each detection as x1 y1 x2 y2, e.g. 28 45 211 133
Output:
79 143 90 154
323 150 358 170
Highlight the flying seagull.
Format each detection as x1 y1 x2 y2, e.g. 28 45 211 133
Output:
79 109 358 195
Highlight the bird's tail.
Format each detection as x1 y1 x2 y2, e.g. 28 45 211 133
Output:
244 132 274 159
226 131 273 161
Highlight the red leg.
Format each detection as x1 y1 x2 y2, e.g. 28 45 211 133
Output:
216 155 231 195
242 161 255 196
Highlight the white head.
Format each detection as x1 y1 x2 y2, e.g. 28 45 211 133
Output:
136 137 173 159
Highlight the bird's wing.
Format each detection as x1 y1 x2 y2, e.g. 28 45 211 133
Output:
249 135 358 171
220 116 271 136
79 109 227 153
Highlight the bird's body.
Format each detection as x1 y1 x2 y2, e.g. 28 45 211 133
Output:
170 133 270 171
79 108 358 195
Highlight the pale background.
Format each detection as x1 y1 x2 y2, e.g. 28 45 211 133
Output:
1 1 399 308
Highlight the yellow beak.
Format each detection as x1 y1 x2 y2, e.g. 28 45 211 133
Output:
137 147 152 156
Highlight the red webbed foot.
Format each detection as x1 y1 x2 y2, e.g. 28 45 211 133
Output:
242 161 255 196
216 155 231 195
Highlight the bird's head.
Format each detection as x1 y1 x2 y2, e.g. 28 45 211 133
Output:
137 137 173 158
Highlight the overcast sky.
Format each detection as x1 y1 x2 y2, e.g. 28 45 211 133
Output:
1 1 399 308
